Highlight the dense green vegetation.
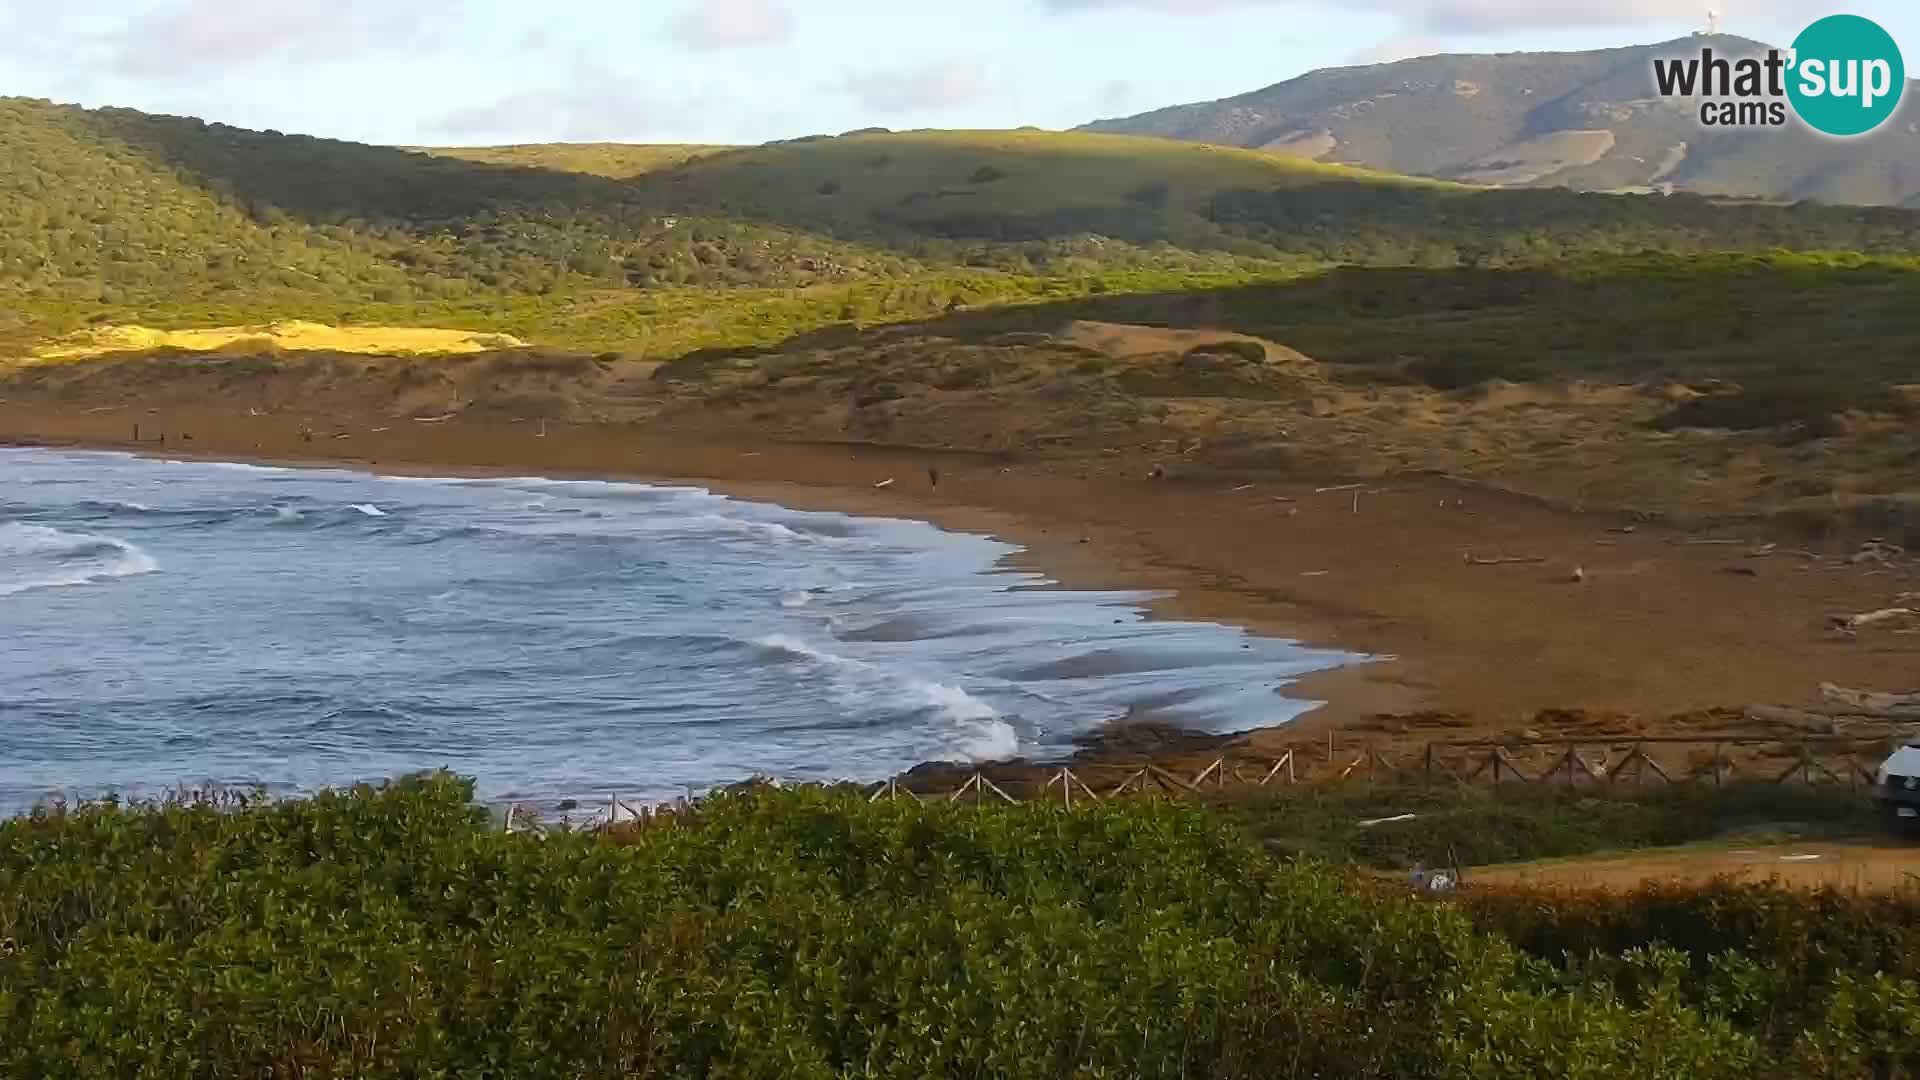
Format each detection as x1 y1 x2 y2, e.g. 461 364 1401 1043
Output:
0 97 918 306
823 251 1920 422
7 96 1920 365
4 775 1918 1078
1210 185 1920 264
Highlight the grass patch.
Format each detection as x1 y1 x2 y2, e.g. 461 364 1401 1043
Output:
1650 378 1911 438
406 142 731 178
1211 780 1878 870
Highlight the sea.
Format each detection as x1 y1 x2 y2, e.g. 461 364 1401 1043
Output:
0 448 1357 814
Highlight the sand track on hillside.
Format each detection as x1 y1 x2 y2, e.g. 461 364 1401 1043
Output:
34 321 528 361
1471 841 1920 892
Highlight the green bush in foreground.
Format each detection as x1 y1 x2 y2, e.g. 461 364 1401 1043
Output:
2 775 1917 1078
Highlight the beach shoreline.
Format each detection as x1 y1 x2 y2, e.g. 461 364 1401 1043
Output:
6 405 1917 756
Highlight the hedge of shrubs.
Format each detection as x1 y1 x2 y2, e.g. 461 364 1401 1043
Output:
4 775 1919 1077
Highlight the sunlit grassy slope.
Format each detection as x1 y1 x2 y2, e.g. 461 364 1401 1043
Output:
634 129 1446 233
410 142 730 178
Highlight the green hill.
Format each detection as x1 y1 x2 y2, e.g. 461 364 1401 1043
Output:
7 94 1920 358
0 96 923 304
1083 36 1920 207
623 129 1426 239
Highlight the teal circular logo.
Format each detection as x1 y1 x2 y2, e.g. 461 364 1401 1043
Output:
1787 14 1905 137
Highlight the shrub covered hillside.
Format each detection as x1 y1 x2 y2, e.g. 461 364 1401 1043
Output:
0 97 920 307
4 776 1920 1078
9 94 1920 346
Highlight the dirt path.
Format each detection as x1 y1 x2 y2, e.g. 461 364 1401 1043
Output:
5 403 1917 747
1471 840 1920 891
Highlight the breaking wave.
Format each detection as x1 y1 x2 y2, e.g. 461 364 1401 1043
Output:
757 634 1020 762
1 449 1361 813
0 522 158 597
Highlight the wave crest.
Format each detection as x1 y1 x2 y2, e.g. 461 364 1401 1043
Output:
0 523 159 597
756 635 1017 762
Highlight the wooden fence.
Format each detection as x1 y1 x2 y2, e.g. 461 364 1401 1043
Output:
1416 735 1882 790
868 735 1887 809
500 735 1890 828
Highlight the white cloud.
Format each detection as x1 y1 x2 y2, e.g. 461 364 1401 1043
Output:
437 65 662 142
1346 33 1447 64
666 0 794 49
0 0 458 78
837 59 990 113
1044 0 1254 12
1388 0 1815 34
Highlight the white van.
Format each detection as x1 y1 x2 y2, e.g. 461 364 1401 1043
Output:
1874 745 1920 829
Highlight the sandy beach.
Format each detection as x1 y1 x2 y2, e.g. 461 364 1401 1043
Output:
7 401 1916 758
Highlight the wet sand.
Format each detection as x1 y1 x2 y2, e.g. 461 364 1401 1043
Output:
5 404 1918 750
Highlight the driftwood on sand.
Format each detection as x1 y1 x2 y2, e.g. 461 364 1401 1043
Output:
1819 682 1920 718
1745 704 1840 732
1829 608 1918 632
1463 553 1547 566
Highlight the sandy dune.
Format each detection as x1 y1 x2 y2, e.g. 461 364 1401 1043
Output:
32 321 527 361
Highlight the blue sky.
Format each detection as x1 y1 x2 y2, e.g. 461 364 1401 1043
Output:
2 1 1914 146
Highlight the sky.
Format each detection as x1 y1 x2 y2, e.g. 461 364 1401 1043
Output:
1 0 1916 147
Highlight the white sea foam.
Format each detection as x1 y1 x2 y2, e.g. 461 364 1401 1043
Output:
270 506 304 524
757 633 862 668
187 460 293 475
913 680 1019 761
666 513 807 543
779 590 813 609
0 523 159 597
349 504 387 517
756 634 1017 762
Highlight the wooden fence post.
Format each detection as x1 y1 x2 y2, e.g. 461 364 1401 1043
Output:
976 774 1018 804
1108 768 1151 799
1190 758 1227 789
1043 769 1098 808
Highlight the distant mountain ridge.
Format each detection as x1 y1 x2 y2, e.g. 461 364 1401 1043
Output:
1081 36 1920 207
